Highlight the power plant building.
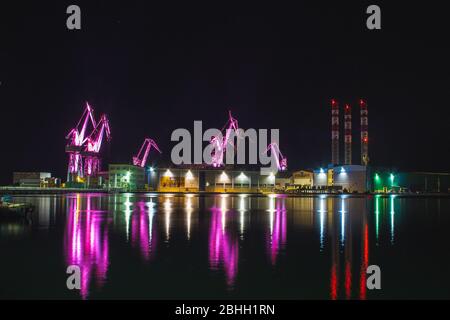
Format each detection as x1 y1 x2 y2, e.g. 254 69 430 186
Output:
333 165 368 193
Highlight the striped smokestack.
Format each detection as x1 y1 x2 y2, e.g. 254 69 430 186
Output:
360 99 369 165
331 99 339 165
344 103 352 165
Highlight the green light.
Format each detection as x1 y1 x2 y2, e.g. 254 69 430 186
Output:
374 173 382 191
390 173 395 187
375 195 380 243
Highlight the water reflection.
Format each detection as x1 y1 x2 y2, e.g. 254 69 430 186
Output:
130 200 157 261
0 222 31 237
209 196 239 288
390 195 396 244
359 219 369 300
327 196 373 300
238 195 248 239
375 195 380 244
124 194 132 240
64 194 109 299
1 193 419 299
339 197 347 247
164 195 172 241
267 195 287 265
316 196 327 250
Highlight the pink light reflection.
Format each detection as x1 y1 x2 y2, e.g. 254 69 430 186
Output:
208 205 239 288
130 201 157 261
267 197 287 265
64 194 109 299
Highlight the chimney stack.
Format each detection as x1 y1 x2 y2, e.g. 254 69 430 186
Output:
331 99 339 165
344 103 352 164
360 99 369 165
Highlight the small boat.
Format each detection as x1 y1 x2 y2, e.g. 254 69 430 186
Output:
0 200 34 220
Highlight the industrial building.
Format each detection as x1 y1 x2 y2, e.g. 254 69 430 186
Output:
291 170 313 187
12 172 59 188
313 167 332 188
151 168 283 193
312 165 368 193
332 165 368 193
372 170 450 193
108 164 145 191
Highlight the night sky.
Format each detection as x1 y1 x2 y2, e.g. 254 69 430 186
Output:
1 1 449 184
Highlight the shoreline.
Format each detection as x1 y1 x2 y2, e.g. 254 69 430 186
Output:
1 187 449 198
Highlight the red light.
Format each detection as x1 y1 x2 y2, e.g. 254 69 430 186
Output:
363 137 368 143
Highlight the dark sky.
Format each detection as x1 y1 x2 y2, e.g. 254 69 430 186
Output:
0 1 449 184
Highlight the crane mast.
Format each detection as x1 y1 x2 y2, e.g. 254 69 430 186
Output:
264 142 288 172
210 110 240 167
65 103 111 182
133 138 162 168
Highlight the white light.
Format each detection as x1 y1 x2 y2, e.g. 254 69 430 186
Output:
340 167 346 174
318 168 326 178
219 171 229 183
238 172 247 180
164 169 173 178
186 170 194 180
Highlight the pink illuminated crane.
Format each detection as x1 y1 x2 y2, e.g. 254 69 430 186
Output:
264 142 288 171
210 111 240 167
66 103 97 179
84 114 111 176
66 103 111 181
132 138 162 167
66 102 96 147
85 114 111 153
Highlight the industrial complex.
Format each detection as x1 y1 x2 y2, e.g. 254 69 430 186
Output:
7 100 450 194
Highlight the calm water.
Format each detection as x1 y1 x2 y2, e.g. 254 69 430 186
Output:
0 193 449 299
